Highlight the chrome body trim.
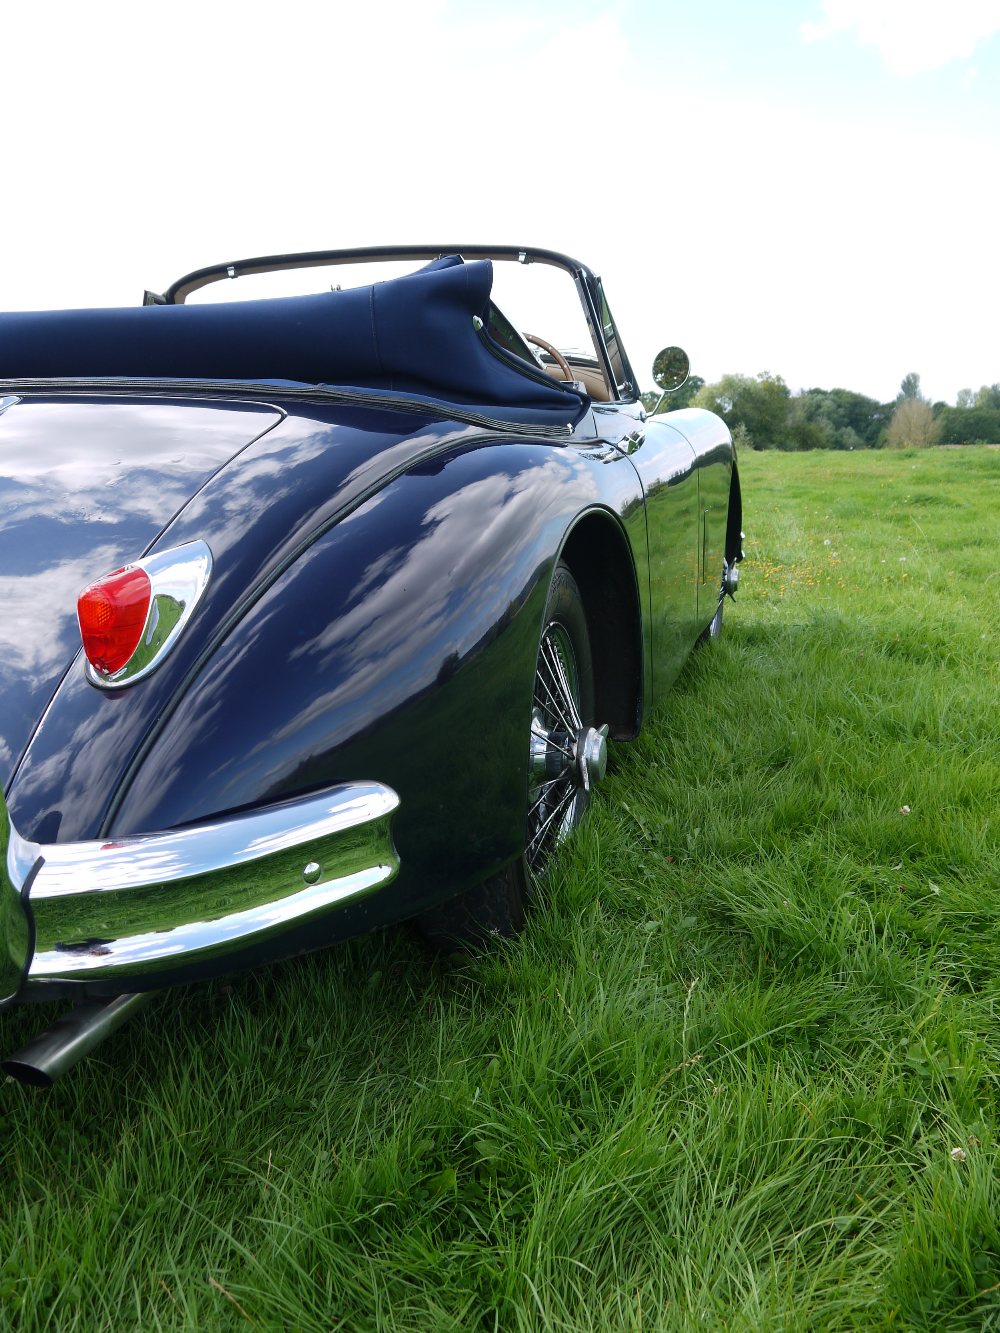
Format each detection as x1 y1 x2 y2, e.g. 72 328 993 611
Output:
0 395 21 417
85 539 214 689
2 783 398 988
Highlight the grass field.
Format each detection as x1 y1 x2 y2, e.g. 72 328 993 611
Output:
2 446 998 1330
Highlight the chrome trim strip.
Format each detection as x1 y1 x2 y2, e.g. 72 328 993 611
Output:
13 782 399 985
86 539 213 689
0 395 21 418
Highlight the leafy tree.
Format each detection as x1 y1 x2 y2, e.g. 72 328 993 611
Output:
646 363 1000 449
669 373 705 410
640 374 705 415
938 407 1000 444
886 398 940 447
829 388 892 443
785 401 831 450
787 387 890 449
693 372 790 448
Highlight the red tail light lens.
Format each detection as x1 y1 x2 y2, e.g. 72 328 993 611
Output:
77 566 152 675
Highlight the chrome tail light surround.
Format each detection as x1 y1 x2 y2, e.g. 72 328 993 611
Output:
84 539 213 689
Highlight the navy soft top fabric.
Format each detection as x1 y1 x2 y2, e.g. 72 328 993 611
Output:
0 256 582 411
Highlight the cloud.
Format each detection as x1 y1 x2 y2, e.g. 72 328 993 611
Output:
801 0 1000 75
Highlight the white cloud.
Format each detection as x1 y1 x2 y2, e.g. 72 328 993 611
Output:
801 0 1000 75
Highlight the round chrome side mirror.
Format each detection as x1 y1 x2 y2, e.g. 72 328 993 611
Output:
652 346 690 394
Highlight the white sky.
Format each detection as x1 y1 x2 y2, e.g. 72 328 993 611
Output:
2 0 998 404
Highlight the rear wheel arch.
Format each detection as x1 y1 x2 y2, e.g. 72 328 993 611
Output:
557 509 642 741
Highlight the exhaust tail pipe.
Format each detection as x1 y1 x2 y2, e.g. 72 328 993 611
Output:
2 992 154 1087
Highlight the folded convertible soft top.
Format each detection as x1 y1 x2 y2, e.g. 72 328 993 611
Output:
0 256 583 411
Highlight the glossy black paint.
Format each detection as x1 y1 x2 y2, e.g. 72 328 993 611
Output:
0 396 281 783
4 379 738 987
113 441 642 911
6 397 500 841
592 402 735 707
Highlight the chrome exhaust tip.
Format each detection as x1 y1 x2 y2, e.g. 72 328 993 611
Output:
2 992 154 1087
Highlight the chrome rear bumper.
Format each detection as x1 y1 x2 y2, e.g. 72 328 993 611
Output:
1 782 399 1001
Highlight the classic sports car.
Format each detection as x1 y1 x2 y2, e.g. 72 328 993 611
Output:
0 245 742 1084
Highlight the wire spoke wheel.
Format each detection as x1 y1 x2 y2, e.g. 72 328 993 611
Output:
523 564 609 889
526 621 587 878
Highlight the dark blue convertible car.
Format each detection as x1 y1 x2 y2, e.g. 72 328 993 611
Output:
0 245 741 1083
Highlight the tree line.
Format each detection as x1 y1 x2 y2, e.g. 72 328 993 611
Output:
642 373 1000 450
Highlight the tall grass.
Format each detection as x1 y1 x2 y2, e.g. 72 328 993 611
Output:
1 446 997 1330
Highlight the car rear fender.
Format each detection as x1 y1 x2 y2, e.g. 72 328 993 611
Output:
101 439 641 923
4 404 516 843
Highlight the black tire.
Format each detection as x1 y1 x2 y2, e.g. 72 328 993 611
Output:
416 862 528 952
417 561 596 953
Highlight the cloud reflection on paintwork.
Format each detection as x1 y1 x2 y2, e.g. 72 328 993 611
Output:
7 412 458 837
152 416 472 615
0 547 120 677
115 446 607 827
8 410 614 844
295 460 580 671
0 398 284 783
